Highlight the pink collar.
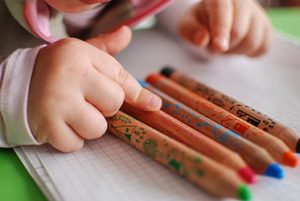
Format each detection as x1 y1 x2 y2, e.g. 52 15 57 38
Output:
24 0 57 43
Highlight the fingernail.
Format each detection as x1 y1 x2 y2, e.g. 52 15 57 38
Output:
215 36 229 51
136 89 162 111
147 94 162 111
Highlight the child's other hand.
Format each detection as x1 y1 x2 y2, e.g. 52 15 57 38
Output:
179 0 272 57
28 27 162 152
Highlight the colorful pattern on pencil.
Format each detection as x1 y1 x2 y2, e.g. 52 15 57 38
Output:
161 67 300 153
121 102 256 184
107 111 251 200
146 74 298 168
140 81 284 178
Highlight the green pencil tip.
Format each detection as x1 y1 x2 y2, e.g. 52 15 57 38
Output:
238 185 252 201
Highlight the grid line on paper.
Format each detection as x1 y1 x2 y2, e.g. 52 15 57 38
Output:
35 134 209 201
17 33 300 201
34 132 300 201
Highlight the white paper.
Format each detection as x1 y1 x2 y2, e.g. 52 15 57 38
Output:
15 29 300 201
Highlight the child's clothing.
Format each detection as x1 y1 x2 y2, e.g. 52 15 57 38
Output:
0 0 197 147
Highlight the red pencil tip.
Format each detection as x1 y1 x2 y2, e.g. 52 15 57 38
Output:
238 167 256 184
145 73 161 85
282 151 298 167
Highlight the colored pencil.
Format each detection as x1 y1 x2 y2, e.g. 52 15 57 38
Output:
121 102 256 184
107 111 251 200
140 81 284 179
146 74 298 167
161 66 300 153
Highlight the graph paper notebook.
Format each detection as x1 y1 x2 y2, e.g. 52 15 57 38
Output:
15 29 300 201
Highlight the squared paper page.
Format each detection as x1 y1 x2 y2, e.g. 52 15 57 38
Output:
14 147 61 201
16 29 300 201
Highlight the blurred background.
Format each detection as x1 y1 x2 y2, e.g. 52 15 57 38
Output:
259 0 300 7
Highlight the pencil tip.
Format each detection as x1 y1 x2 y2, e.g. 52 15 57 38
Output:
145 73 161 85
138 80 149 88
238 185 252 201
296 139 300 153
160 66 174 77
264 163 284 179
238 167 256 184
282 151 298 167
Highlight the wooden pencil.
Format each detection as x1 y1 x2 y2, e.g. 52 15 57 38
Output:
121 102 256 184
140 81 284 179
146 73 298 168
107 111 251 200
161 66 300 153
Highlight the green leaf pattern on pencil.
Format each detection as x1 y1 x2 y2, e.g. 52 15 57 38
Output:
109 114 132 124
143 138 158 157
107 113 206 180
109 124 136 142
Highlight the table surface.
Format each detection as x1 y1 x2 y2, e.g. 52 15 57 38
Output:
0 8 300 201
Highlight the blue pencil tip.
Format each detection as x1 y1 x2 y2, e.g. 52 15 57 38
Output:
138 80 149 88
264 163 285 179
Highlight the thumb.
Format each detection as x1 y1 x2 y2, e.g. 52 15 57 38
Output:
178 5 210 48
86 26 132 55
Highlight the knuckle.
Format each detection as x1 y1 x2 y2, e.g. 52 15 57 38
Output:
45 38 86 59
56 37 82 48
117 68 130 87
107 87 125 115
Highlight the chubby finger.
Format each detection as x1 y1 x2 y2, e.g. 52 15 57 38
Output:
229 0 252 50
90 51 162 111
179 5 210 47
227 15 264 56
114 68 162 111
83 70 125 117
86 26 132 55
248 24 273 57
46 120 84 152
66 100 108 140
204 0 233 52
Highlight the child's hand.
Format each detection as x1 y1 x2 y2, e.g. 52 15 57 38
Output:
28 27 162 152
179 0 272 57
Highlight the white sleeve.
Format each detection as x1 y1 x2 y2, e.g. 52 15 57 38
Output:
157 0 212 60
0 46 45 147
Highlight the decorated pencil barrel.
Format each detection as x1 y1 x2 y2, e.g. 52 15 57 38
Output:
107 111 251 200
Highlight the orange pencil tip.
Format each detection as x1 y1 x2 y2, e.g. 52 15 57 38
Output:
145 73 161 85
282 151 298 167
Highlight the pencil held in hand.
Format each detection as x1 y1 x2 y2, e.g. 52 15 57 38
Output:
160 67 300 153
107 111 251 200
